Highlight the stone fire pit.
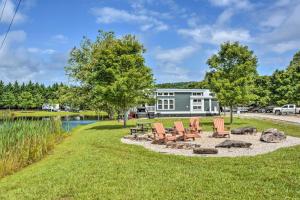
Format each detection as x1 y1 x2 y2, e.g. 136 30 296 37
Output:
121 131 300 157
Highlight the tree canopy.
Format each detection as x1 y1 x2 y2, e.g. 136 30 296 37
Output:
66 30 154 127
0 81 64 110
207 42 258 123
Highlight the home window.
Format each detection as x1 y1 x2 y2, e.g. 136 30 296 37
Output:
192 98 202 111
169 100 174 109
163 100 168 109
192 92 203 96
157 92 175 96
193 106 202 110
157 99 175 110
193 99 202 103
157 100 162 109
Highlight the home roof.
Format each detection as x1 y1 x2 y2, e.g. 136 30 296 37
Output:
156 88 210 93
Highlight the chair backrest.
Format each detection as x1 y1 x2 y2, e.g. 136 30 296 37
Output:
190 117 200 131
153 123 165 139
174 121 185 135
213 118 224 132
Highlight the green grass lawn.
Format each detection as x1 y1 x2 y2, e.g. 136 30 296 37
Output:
0 117 299 199
0 110 107 117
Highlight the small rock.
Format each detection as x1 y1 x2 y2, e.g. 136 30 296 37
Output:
193 148 218 154
215 140 252 148
123 134 152 141
231 127 257 135
166 142 201 150
260 128 286 143
123 135 135 140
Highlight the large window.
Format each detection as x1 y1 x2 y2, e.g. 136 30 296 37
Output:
157 100 163 109
157 92 174 96
192 92 203 96
192 98 202 111
157 99 175 110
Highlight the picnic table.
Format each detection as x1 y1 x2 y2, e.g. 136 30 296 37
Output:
130 122 152 135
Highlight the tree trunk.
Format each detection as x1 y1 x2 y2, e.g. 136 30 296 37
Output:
109 111 114 120
123 111 127 128
230 105 233 124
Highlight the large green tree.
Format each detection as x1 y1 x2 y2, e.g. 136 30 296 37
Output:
253 76 271 106
18 91 35 110
207 42 258 123
66 30 154 127
285 51 300 105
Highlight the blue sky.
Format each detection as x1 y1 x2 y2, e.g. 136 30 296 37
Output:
0 0 299 84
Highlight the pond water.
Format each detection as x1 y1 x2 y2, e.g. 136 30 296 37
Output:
62 119 97 132
0 115 99 132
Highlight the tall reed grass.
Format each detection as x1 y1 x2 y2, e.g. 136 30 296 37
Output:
0 119 64 177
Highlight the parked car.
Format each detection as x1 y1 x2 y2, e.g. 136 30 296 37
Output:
248 106 260 113
261 106 275 113
237 107 249 113
273 104 300 115
42 103 60 112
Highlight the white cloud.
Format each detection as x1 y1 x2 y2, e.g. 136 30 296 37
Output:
52 34 69 44
27 47 56 54
216 9 234 25
155 46 198 64
208 0 252 9
268 41 300 54
91 7 168 32
153 45 199 82
0 30 67 83
0 0 26 24
257 1 300 53
178 26 251 45
260 11 287 28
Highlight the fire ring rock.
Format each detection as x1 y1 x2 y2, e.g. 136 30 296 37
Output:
193 148 218 154
260 128 286 143
231 127 257 135
215 140 252 148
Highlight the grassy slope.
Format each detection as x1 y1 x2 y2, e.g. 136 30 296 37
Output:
0 117 299 199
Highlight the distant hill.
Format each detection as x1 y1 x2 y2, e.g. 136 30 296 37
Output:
156 81 199 89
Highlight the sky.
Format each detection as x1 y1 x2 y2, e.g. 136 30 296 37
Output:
0 0 299 85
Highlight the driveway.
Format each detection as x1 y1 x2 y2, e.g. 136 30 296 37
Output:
238 113 300 125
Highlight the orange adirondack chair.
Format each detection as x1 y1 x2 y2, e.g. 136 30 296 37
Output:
174 121 197 141
189 117 202 137
212 118 230 138
152 123 177 143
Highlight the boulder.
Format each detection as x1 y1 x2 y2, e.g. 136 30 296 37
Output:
193 148 218 154
260 128 286 143
231 127 257 135
215 140 252 148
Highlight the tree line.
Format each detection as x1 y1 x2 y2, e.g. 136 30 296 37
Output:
0 81 63 110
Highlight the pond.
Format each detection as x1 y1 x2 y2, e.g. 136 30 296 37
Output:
0 115 99 132
62 119 97 132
